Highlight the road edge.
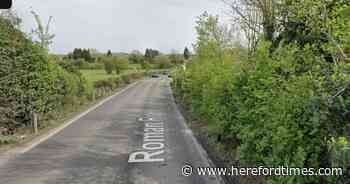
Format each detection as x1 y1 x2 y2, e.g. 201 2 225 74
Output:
3 80 142 155
169 83 225 184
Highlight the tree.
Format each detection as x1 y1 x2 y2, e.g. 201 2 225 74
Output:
89 48 99 55
129 50 144 64
0 17 65 129
107 50 112 57
145 48 160 62
194 12 233 61
103 57 114 74
114 57 129 75
223 0 350 60
73 58 86 69
273 0 350 62
82 49 93 62
154 55 172 69
68 48 94 62
141 61 152 70
30 10 55 50
0 8 21 28
223 0 276 41
195 12 235 50
184 47 191 60
169 52 185 65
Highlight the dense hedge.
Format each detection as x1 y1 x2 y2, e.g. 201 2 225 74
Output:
92 72 145 93
172 42 350 183
0 17 67 130
0 17 146 135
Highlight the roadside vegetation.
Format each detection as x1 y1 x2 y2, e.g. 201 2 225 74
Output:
0 10 182 147
172 1 350 184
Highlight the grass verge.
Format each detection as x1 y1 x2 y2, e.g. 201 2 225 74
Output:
0 79 142 153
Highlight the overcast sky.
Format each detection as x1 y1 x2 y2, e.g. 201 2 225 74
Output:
13 0 226 54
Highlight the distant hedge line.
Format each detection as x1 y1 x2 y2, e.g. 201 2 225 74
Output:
91 72 146 98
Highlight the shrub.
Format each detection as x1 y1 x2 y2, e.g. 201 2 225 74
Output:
154 55 173 69
80 62 104 70
0 17 90 132
0 17 63 129
103 57 114 74
92 72 145 93
114 57 129 74
172 42 350 183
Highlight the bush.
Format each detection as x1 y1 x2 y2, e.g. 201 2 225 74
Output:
0 16 146 136
172 9 350 184
114 57 129 74
102 56 129 75
0 17 90 132
154 55 173 69
172 42 350 183
0 17 63 129
80 62 104 70
92 72 145 93
103 57 114 74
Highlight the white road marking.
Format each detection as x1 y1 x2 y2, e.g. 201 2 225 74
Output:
128 114 166 163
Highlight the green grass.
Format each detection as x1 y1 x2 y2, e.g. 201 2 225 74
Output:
80 68 144 84
80 69 117 83
0 136 17 145
129 64 142 70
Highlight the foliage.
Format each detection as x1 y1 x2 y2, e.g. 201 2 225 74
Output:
273 0 350 62
0 9 21 28
169 53 185 65
141 61 152 70
154 55 173 69
79 62 104 70
0 15 147 137
107 49 112 56
129 51 144 64
30 10 55 51
80 69 115 83
172 11 350 184
92 72 145 92
329 137 350 169
67 48 94 62
0 17 80 130
225 0 350 60
102 56 129 75
114 57 129 74
145 48 160 62
103 57 114 74
184 47 191 60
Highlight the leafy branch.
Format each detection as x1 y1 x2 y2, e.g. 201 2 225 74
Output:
30 10 55 50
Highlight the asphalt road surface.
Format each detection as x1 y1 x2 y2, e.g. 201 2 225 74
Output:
0 77 221 184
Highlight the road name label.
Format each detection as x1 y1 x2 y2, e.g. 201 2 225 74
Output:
128 114 165 163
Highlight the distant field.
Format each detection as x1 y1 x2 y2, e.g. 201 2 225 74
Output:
129 64 142 70
80 69 118 83
80 68 142 84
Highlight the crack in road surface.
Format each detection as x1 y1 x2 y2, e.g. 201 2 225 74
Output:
0 78 221 184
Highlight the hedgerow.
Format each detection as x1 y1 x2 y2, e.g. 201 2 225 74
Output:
0 17 63 129
0 17 146 136
172 12 350 183
173 41 350 183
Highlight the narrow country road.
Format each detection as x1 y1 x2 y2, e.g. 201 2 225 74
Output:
0 77 220 184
